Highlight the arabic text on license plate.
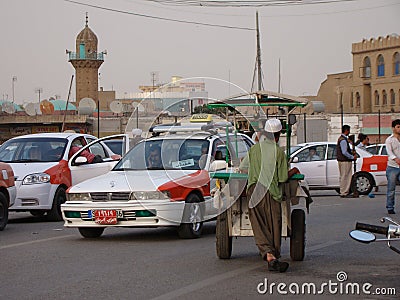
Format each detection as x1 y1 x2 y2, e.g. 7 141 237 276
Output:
94 209 118 225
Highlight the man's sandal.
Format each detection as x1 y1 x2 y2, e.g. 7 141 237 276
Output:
268 259 289 273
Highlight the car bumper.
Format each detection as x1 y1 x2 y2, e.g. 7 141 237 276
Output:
9 181 58 210
7 185 16 207
61 200 186 227
372 172 387 186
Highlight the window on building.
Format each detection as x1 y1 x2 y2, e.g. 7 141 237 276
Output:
363 56 371 78
394 52 400 75
382 90 387 105
377 54 385 77
356 92 361 107
350 92 353 108
390 89 396 105
374 90 379 105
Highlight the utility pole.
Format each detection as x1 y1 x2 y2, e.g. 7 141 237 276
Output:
278 58 281 93
35 88 43 104
12 76 17 103
256 11 262 91
61 75 74 132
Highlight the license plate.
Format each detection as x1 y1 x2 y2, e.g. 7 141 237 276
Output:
89 209 122 225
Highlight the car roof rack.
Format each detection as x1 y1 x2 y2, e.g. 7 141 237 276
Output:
150 121 234 136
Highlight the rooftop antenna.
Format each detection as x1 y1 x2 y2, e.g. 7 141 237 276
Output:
85 12 88 26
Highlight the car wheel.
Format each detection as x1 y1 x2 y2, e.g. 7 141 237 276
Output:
47 186 66 221
0 192 9 231
78 227 105 238
30 210 46 217
290 209 306 261
353 172 374 195
178 194 203 239
216 210 232 259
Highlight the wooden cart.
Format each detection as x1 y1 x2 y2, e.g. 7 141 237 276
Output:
207 91 311 260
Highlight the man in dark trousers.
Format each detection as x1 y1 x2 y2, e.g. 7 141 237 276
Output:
337 125 357 198
240 119 298 272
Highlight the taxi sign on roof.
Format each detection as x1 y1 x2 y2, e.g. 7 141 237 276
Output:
190 114 212 123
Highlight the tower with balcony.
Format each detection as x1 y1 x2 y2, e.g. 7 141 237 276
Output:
67 14 105 106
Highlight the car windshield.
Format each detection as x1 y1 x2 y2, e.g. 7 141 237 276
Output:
0 137 68 163
289 145 303 155
113 138 210 171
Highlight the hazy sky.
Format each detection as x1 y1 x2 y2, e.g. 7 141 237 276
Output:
1 0 399 105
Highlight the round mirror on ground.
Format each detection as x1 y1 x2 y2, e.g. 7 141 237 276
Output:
349 230 376 243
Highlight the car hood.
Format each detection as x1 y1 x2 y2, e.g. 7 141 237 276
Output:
68 169 200 193
8 162 58 181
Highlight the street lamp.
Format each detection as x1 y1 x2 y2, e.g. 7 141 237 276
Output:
12 76 17 103
35 88 43 104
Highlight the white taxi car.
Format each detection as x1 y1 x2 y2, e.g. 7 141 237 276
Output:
62 122 254 239
290 142 388 195
0 133 123 221
366 144 387 156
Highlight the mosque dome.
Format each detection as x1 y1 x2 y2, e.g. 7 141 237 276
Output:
76 25 98 45
75 14 98 56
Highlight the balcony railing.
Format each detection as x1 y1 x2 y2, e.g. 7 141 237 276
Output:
68 52 104 61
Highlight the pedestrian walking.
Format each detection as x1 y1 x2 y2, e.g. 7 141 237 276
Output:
385 119 400 214
337 125 357 198
239 118 298 273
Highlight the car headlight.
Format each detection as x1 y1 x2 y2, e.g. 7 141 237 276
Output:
131 191 170 200
66 193 91 201
22 173 50 185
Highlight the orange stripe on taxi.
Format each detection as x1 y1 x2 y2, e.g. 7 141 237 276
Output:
361 155 388 172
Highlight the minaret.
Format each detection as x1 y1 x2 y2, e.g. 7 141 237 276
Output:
67 13 104 107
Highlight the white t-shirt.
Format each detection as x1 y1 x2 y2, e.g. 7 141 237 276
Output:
385 134 400 168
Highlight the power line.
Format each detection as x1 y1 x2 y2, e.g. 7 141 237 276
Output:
63 0 255 30
145 0 360 8
122 0 399 19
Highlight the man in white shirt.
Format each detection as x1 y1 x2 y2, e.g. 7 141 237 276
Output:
385 119 400 214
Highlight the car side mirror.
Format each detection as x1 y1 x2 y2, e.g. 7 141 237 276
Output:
75 156 88 165
209 160 228 172
291 157 299 163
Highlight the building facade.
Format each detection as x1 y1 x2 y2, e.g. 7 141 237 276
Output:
317 34 400 114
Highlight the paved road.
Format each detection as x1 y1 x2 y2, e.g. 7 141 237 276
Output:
1 189 399 299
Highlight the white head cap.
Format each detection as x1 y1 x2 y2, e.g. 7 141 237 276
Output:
264 119 282 133
132 128 142 136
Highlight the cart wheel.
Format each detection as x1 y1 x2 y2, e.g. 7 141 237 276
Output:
216 211 232 259
290 209 306 261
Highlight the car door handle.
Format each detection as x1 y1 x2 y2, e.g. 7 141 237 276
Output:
317 164 324 167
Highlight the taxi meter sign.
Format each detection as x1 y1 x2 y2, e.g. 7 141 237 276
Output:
190 114 212 123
